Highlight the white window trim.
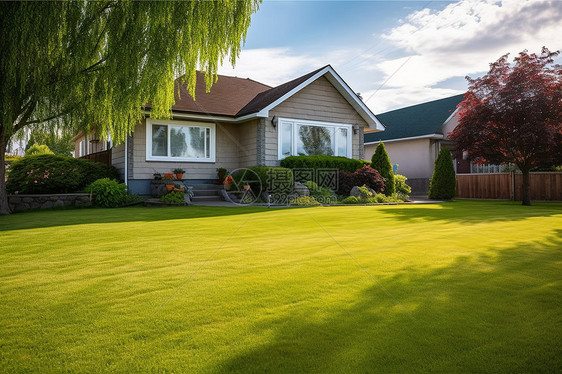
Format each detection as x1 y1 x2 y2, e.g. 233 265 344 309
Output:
277 117 353 160
146 118 216 162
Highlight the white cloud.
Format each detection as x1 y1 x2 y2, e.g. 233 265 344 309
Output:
218 48 322 87
377 0 562 90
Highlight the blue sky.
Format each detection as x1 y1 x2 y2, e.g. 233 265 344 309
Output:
219 0 562 113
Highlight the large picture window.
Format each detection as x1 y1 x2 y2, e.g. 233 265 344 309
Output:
278 118 352 159
146 119 215 162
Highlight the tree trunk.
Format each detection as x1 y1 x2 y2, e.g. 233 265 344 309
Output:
0 127 12 215
521 167 531 206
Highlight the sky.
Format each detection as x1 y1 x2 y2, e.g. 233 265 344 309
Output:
218 0 562 113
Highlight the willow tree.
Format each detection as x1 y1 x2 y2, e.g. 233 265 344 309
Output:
0 1 260 214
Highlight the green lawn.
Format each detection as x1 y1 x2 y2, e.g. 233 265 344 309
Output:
1 201 561 373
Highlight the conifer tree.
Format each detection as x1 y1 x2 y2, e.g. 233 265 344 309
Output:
371 142 395 195
428 148 456 200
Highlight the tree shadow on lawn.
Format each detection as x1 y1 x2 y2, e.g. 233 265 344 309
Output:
0 205 277 232
212 231 562 373
378 200 562 224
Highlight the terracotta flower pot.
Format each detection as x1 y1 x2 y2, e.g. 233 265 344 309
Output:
175 173 183 180
166 184 174 191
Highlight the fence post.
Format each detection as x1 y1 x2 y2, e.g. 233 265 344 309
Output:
510 171 515 201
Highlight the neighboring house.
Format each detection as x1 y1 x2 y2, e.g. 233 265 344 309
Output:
74 65 384 194
364 94 466 194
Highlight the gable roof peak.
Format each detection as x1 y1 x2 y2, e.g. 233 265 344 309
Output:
236 64 384 130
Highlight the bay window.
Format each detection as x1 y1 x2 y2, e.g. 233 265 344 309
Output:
146 119 215 162
278 118 352 159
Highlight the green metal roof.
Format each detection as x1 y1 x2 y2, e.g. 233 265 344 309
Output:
365 94 464 143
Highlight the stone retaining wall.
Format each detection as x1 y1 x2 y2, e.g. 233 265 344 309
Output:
8 193 92 213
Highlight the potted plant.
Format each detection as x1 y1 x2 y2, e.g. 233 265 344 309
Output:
216 167 228 183
173 168 185 180
153 172 162 180
162 173 176 191
223 175 234 191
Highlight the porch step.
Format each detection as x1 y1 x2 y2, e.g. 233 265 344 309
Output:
189 183 223 202
190 183 223 191
192 188 222 197
191 195 222 202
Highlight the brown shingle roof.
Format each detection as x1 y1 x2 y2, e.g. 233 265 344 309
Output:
236 66 328 116
146 71 272 117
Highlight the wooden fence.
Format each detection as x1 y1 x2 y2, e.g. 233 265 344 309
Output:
80 149 112 167
456 172 562 201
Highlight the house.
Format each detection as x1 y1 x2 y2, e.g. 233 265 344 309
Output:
364 94 466 194
74 65 384 194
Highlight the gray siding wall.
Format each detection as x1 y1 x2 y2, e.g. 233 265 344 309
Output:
131 119 241 180
236 120 259 168
267 76 368 164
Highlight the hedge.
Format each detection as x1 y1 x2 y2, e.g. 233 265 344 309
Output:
6 154 120 194
280 155 368 175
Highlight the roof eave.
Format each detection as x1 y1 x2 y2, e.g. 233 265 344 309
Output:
364 133 444 145
142 109 261 124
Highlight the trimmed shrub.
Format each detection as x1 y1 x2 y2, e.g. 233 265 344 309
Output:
160 190 186 204
341 188 404 204
6 154 120 194
336 170 356 196
394 174 411 195
280 155 365 175
336 166 385 196
341 196 360 204
371 142 395 196
354 166 385 193
428 148 456 200
290 195 321 206
85 178 128 208
26 144 54 156
304 180 336 203
303 181 318 191
356 185 376 199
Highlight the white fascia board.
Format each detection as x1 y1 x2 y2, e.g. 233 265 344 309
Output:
436 106 461 134
364 133 444 145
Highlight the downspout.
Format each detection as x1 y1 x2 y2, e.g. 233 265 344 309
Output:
124 136 128 188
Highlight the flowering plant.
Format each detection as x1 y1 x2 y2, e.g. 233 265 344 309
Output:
223 176 234 184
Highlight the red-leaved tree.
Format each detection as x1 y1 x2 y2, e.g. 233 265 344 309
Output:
450 47 562 205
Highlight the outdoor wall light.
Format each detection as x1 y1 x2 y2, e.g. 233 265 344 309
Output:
353 124 359 135
271 116 278 128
